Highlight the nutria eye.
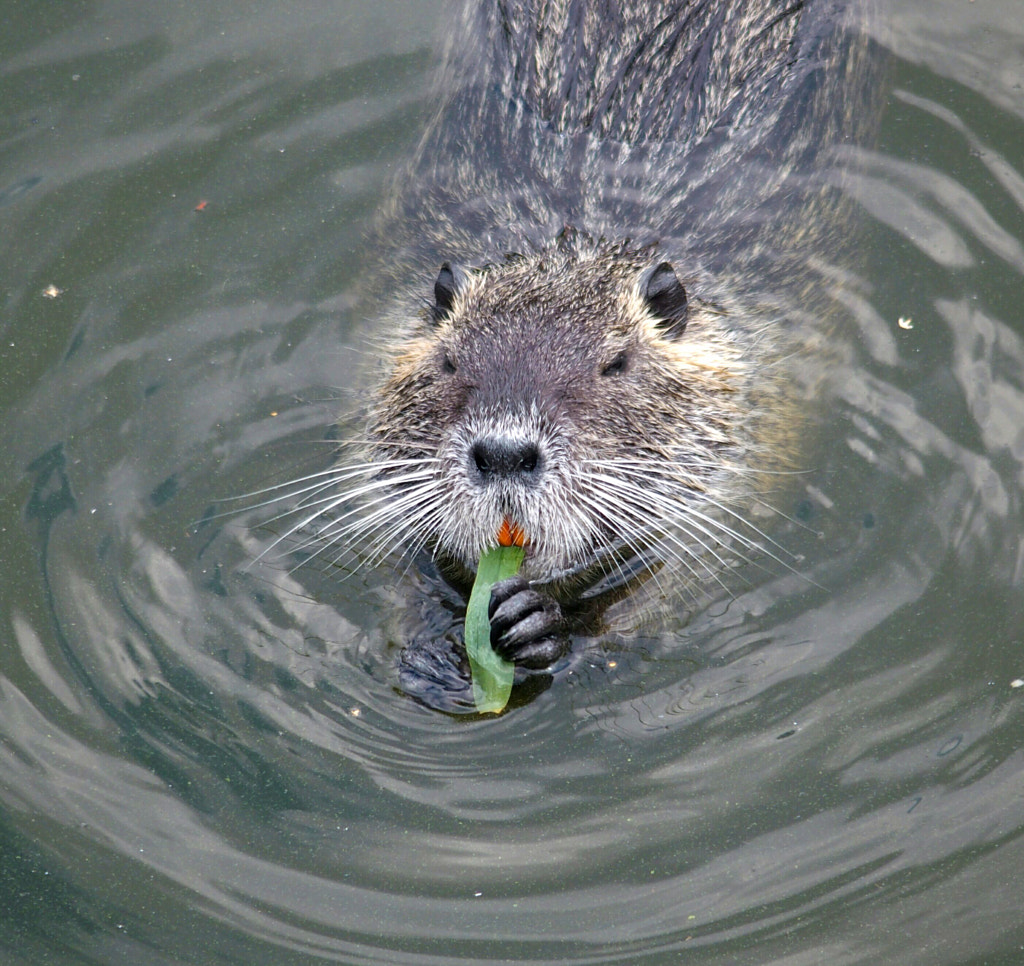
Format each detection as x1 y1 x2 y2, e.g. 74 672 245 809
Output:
601 351 629 376
442 353 457 374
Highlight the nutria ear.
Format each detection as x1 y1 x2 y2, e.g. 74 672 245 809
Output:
643 262 688 337
432 262 458 322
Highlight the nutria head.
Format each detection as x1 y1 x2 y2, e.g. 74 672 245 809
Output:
367 241 752 586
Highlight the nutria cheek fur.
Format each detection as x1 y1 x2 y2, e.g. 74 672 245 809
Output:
324 0 875 708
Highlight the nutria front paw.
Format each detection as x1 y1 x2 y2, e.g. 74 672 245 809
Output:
397 638 472 708
488 576 568 669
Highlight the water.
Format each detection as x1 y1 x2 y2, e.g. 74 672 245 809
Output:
2 1 1023 963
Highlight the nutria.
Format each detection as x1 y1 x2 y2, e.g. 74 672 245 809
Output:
287 0 873 709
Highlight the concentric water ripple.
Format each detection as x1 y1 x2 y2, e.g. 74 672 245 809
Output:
2 1 1024 964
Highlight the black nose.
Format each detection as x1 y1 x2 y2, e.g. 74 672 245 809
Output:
471 438 541 481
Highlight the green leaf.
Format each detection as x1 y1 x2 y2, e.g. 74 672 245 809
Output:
465 544 524 713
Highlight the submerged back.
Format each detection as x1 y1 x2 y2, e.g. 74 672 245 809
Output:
380 0 870 278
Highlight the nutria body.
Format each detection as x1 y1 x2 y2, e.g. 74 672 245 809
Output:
333 0 872 709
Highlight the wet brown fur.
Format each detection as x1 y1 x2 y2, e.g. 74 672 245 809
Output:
324 0 880 705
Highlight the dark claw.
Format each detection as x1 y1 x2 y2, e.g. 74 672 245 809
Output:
488 578 567 669
493 620 567 669
490 589 552 640
489 575 529 618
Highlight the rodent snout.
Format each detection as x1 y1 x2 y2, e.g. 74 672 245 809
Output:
470 437 542 483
